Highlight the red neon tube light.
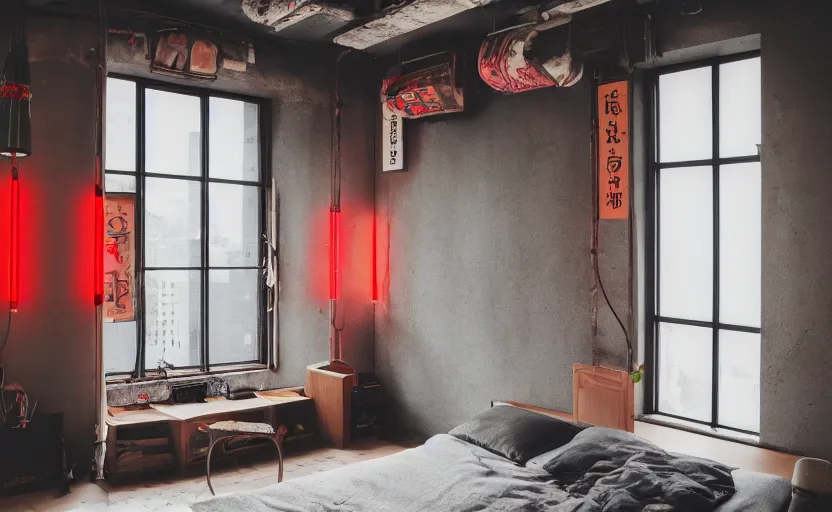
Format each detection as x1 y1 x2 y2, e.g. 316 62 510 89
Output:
94 184 104 306
371 213 378 302
9 166 19 312
329 207 341 301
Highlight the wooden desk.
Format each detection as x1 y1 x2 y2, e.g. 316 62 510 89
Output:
105 390 311 476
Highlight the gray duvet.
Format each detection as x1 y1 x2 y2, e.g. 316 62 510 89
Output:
192 432 791 512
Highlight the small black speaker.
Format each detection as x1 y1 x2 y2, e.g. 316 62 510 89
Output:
351 373 384 439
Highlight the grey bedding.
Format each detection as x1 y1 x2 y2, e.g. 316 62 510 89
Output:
193 430 791 512
542 427 736 511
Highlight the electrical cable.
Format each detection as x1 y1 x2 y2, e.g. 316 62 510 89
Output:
329 50 351 361
592 243 633 373
333 50 351 210
591 76 633 375
0 310 11 360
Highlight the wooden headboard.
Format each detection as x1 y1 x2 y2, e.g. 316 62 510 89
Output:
572 363 634 432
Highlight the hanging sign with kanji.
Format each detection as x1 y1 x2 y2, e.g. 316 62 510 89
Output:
598 80 629 220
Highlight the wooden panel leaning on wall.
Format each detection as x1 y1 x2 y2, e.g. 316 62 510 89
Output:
572 363 634 432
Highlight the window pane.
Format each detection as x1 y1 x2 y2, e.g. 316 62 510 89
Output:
209 183 260 267
105 173 136 194
659 166 713 321
145 178 201 267
145 89 201 177
720 162 761 327
145 270 201 369
105 78 136 172
658 322 713 422
720 58 761 158
718 330 760 432
659 67 713 163
104 321 136 374
209 269 259 364
209 98 260 182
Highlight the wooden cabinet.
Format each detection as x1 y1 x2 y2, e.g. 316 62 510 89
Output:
305 362 355 449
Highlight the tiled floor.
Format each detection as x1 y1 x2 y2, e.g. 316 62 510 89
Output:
0 438 412 511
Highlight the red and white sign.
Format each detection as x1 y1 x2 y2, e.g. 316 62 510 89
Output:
598 80 629 220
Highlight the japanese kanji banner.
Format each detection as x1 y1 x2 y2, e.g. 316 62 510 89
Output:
598 80 629 220
104 194 136 322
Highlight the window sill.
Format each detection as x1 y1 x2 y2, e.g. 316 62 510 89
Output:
638 414 760 446
106 364 269 386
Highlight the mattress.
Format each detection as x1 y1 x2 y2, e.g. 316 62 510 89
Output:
192 433 792 512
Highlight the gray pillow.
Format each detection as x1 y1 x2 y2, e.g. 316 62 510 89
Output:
526 447 564 470
719 469 791 512
449 405 585 464
541 426 661 476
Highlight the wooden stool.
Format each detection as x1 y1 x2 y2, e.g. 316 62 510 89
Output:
202 421 285 496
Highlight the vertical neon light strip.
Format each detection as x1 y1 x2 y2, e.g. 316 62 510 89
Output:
371 213 378 302
329 207 341 300
94 184 104 306
9 166 19 312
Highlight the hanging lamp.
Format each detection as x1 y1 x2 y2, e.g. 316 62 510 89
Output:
1 0 32 313
1 0 33 158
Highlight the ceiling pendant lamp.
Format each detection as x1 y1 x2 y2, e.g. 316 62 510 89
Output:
2 0 32 313
1 1 33 159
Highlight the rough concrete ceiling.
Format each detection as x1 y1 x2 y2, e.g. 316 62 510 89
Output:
26 0 620 57
103 0 530 53
334 0 497 50
139 0 335 40
103 0 359 43
163 0 263 28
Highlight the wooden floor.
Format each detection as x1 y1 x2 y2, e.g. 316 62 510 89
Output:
0 438 413 512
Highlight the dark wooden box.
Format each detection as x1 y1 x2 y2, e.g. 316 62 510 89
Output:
0 412 66 496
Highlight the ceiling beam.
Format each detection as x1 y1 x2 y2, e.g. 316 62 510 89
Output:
334 0 497 51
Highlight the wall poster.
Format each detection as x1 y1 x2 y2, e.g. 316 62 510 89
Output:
382 102 403 172
104 194 135 322
598 80 630 220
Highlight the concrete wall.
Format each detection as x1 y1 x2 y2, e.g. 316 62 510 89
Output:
0 17 99 472
334 60 377 371
610 0 832 458
375 85 594 436
106 32 377 385
375 1 832 460
759 5 832 460
0 15 375 473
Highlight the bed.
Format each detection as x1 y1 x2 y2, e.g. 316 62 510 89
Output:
192 404 793 512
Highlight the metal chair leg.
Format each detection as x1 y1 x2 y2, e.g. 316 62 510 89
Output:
206 434 283 496
272 437 284 483
206 438 222 496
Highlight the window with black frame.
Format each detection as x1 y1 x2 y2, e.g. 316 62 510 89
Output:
102 76 268 377
647 52 761 434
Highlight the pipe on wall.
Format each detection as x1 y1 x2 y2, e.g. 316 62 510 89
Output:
93 0 107 481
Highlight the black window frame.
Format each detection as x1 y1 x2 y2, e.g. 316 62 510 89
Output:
104 73 272 379
644 50 762 435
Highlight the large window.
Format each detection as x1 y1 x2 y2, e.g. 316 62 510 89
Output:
103 76 269 377
646 53 761 433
